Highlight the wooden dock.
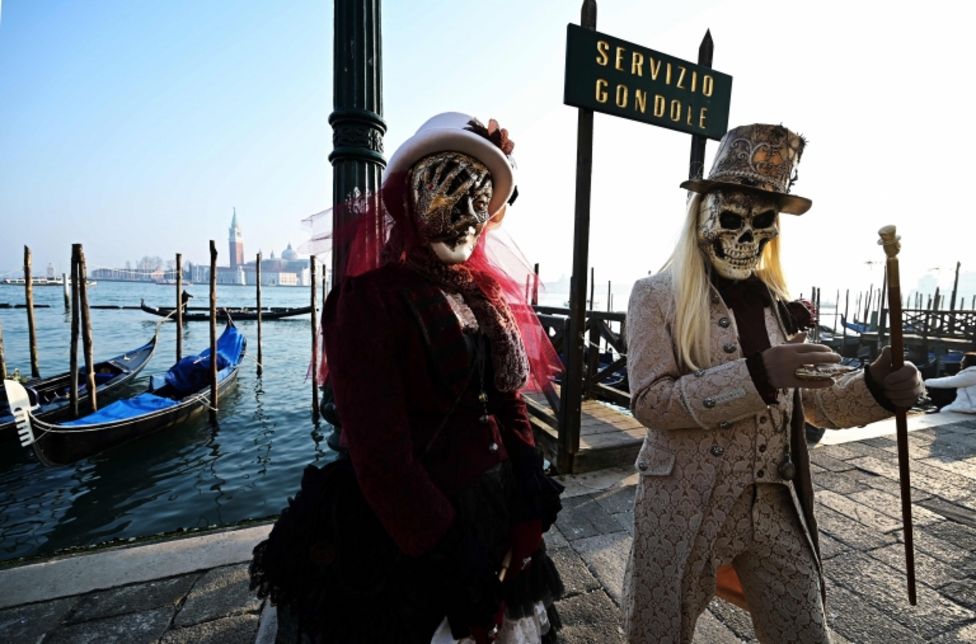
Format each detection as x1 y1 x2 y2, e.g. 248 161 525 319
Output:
525 388 643 474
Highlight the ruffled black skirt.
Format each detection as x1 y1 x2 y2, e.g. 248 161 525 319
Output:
250 458 563 644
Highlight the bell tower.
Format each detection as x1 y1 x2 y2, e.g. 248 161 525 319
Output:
228 208 244 269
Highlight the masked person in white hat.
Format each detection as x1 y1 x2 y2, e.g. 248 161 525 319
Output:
250 113 564 644
622 124 923 643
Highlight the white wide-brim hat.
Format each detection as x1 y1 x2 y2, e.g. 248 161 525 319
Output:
384 112 516 218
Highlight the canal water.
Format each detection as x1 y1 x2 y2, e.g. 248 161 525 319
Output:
0 281 335 562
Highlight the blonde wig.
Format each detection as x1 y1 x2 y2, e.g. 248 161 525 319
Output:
661 193 791 372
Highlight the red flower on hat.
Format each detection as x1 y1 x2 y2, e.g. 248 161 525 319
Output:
487 118 515 155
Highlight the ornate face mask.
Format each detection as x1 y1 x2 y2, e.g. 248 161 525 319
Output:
408 152 493 265
698 190 780 280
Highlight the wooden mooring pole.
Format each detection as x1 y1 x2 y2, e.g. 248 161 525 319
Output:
209 241 218 425
23 246 40 378
532 263 540 306
78 245 97 412
256 252 263 376
310 256 320 418
62 273 69 310
70 245 81 416
558 0 597 473
176 253 184 361
0 320 7 380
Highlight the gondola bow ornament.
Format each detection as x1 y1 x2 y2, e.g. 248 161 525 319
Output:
877 224 918 605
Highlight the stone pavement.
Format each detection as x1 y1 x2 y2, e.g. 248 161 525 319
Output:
1 413 975 643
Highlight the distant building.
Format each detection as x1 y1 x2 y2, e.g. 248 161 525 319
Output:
214 210 309 286
228 207 244 269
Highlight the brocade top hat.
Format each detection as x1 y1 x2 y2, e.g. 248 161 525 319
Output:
384 112 517 218
680 124 812 215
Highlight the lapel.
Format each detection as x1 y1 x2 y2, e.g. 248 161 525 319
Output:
393 268 472 405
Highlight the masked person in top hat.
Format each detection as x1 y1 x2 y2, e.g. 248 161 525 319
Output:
622 124 923 643
250 113 564 644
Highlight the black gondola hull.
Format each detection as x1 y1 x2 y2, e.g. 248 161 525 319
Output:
28 367 241 467
0 337 158 434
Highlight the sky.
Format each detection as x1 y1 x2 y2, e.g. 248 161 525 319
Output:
2 0 975 306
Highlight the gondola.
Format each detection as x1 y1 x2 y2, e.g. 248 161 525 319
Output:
140 299 311 321
0 335 158 433
7 320 246 466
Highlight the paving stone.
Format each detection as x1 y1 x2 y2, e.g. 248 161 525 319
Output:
846 456 935 501
571 531 631 605
45 607 172 644
815 505 898 551
159 613 260 644
867 543 966 589
924 519 976 553
809 451 857 473
814 444 863 462
842 440 901 459
692 606 748 643
553 589 625 643
65 573 198 624
591 484 635 515
930 620 976 643
848 487 945 527
555 494 624 541
825 551 974 639
813 471 869 495
174 563 261 627
823 581 926 643
920 456 976 483
549 547 601 598
940 579 976 612
817 532 851 561
0 597 76 643
861 436 897 449
544 525 570 550
913 525 976 571
917 496 976 528
611 509 634 535
816 490 902 533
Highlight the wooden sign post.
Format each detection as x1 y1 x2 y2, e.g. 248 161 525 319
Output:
558 0 732 471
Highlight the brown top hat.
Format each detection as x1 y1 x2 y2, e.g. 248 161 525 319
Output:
680 124 812 215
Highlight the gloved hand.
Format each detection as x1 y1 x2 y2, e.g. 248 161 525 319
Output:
468 603 505 644
761 332 841 389
506 520 542 581
869 346 924 409
433 523 503 641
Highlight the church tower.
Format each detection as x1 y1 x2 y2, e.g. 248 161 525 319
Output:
228 208 244 269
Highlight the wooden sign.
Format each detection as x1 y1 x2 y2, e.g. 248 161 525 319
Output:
564 23 732 140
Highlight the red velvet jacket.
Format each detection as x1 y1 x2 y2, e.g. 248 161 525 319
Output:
323 263 537 557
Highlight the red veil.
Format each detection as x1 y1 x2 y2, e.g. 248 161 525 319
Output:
303 172 562 396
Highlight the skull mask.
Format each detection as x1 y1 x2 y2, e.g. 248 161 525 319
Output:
408 152 493 264
698 190 780 280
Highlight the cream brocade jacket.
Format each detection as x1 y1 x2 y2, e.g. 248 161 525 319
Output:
622 272 891 640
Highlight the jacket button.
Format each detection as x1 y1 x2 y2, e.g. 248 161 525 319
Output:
694 369 706 377
703 398 716 409
637 461 648 471
710 445 724 457
757 469 765 478
759 415 768 424
723 343 737 354
719 420 731 429
759 444 767 453
718 317 731 328
488 442 499 453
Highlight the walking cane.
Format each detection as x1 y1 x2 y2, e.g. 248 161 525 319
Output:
877 224 917 605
